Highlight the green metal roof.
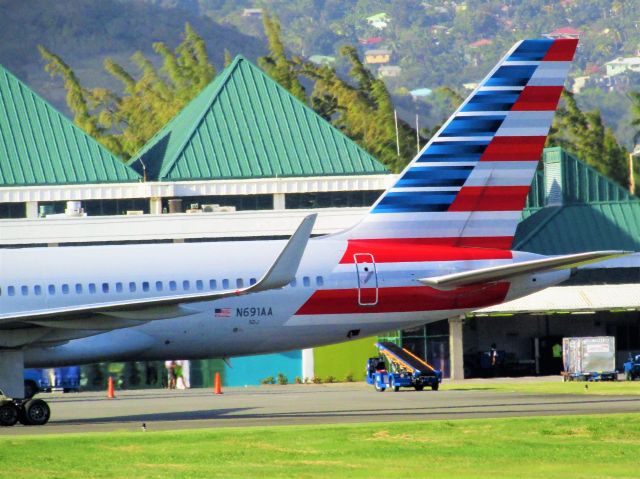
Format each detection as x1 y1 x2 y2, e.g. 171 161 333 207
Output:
0 65 140 186
515 148 640 255
128 56 388 181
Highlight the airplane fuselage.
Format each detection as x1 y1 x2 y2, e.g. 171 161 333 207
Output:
1 236 570 368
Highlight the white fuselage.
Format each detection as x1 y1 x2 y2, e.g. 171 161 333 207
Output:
0 235 570 368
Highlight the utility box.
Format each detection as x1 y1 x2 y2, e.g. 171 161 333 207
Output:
562 336 617 381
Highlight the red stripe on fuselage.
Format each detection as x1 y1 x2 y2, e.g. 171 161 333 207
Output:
480 136 546 161
448 186 530 212
543 39 579 61
295 283 510 315
339 238 512 264
511 86 564 111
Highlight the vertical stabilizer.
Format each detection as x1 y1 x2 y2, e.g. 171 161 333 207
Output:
341 38 578 249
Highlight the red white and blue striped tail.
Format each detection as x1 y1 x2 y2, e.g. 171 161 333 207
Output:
340 38 578 249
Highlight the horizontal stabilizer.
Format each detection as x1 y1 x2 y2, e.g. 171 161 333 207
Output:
419 250 629 290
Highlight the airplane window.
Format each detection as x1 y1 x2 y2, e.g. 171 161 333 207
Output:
196 280 204 291
102 283 109 293
34 285 42 296
183 280 190 290
169 281 177 291
209 279 217 289
89 283 96 294
290 278 297 288
249 278 257 285
303 276 311 287
316 276 324 286
222 279 229 289
236 278 244 288
48 285 55 295
8 286 15 296
142 282 150 292
156 281 163 292
75 284 82 294
62 284 70 295
129 282 136 293
21 285 28 296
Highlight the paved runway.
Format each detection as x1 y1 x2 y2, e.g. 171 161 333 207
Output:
4 381 640 435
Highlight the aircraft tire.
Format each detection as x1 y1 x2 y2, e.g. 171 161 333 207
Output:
21 399 50 426
0 401 19 427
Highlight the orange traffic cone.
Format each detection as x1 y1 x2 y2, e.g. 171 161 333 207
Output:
214 372 223 395
107 376 115 399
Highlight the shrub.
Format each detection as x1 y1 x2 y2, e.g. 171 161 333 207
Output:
260 376 275 385
277 372 288 385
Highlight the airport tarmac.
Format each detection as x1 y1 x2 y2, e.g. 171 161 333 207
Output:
4 379 640 435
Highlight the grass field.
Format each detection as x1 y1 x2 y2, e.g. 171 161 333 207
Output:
441 379 640 395
3 414 640 479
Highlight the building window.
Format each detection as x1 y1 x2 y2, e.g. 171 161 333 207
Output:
285 190 383 209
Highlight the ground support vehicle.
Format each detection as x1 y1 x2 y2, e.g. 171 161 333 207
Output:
366 342 442 392
624 354 640 381
562 337 617 382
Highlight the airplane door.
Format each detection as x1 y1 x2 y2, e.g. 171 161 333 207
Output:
354 253 378 306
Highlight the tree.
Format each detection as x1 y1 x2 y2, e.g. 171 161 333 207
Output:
39 23 216 159
548 90 629 186
258 14 306 102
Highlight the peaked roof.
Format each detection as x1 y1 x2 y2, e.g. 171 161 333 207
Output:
128 56 388 181
0 65 140 186
515 148 640 255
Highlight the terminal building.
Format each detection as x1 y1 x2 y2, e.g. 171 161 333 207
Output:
1 57 639 388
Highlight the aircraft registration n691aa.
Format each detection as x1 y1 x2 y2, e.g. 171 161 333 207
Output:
0 38 628 426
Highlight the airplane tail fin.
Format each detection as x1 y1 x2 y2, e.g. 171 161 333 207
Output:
341 38 578 249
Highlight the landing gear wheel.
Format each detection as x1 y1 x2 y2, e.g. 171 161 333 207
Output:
374 381 386 392
431 382 439 391
21 399 50 426
414 385 424 391
0 401 19 427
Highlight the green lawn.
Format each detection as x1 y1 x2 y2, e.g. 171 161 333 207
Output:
441 379 640 395
4 414 640 478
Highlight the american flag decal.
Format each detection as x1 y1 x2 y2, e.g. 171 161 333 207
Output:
214 308 232 318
